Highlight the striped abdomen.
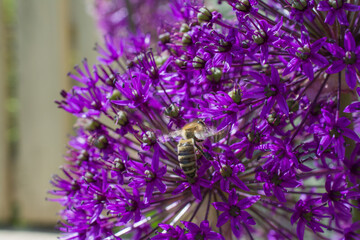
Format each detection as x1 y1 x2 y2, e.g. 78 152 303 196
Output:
177 138 197 179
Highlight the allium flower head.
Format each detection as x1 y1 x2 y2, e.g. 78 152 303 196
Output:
50 0 360 239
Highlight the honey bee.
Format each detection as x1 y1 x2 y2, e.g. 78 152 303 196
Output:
161 120 217 182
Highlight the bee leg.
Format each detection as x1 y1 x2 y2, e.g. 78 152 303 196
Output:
194 142 213 161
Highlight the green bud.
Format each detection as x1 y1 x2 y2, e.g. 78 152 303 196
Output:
108 89 121 101
92 135 108 149
105 74 116 86
85 172 95 182
344 51 356 64
197 7 213 23
180 23 190 33
115 110 128 126
113 158 125 171
142 131 156 145
228 89 242 104
192 56 206 69
220 165 233 177
235 0 250 12
182 33 192 46
84 119 100 131
217 39 232 52
165 103 180 117
159 32 170 44
206 67 222 82
267 112 281 126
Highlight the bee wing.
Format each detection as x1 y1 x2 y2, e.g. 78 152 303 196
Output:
159 130 182 143
194 126 218 140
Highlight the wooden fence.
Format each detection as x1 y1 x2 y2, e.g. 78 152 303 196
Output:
0 0 99 226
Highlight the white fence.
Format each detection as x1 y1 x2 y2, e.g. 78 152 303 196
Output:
0 0 99 226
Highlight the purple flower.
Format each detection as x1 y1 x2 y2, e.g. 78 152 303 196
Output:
317 0 359 26
283 30 328 80
181 220 224 240
309 109 360 160
244 65 289 118
256 169 301 202
289 0 315 23
128 149 167 204
291 198 330 240
212 189 259 238
152 224 186 240
326 30 360 89
321 174 360 226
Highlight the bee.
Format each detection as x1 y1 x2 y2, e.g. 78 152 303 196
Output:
161 120 217 182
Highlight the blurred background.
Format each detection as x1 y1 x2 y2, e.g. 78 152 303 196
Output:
0 0 99 238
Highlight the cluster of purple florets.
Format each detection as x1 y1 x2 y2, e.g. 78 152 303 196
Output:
50 0 360 239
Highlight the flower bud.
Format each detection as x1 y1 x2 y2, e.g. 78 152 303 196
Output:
228 89 242 104
192 56 206 69
142 131 156 145
235 0 250 12
92 135 108 149
85 172 95 182
182 33 192 46
206 67 222 82
84 119 100 131
165 103 179 117
159 32 170 44
197 7 212 23
180 23 190 33
105 74 116 86
113 158 125 171
115 110 128 126
109 89 121 101
344 51 356 64
217 39 232 52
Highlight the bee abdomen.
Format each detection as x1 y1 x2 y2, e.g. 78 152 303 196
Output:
178 139 197 179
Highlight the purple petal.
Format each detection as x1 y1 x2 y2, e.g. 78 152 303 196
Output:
303 61 314 80
217 212 230 227
231 218 242 238
182 221 199 232
317 135 332 155
345 65 357 89
297 220 305 240
144 182 155 204
260 97 276 118
191 184 202 200
342 128 360 142
229 189 238 205
309 53 329 67
337 9 349 26
324 10 336 25
212 202 230 211
311 37 327 52
156 179 167 193
345 30 356 51
326 60 346 74
283 58 301 76
276 95 289 116
274 186 286 202
270 65 280 84
343 3 360 11
237 195 260 209
344 101 360 113
230 176 250 191
334 137 345 160
317 1 331 11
